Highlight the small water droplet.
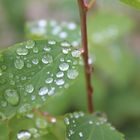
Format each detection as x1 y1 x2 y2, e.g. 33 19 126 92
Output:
64 117 70 125
56 71 64 78
32 58 39 65
48 40 56 45
89 120 93 124
61 42 71 47
59 63 69 71
48 87 55 96
36 118 47 129
79 132 83 138
67 69 79 79
14 59 24 69
25 84 34 93
62 48 70 54
4 89 19 106
17 130 31 140
0 100 7 107
33 47 39 53
26 40 35 49
16 47 28 56
44 46 51 52
26 63 32 68
42 55 53 64
45 78 53 84
38 87 48 96
71 49 81 58
55 79 65 86
18 104 31 114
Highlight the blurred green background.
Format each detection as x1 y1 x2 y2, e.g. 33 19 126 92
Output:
0 0 140 140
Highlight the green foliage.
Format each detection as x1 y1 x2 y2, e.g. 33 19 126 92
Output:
65 112 125 140
120 0 140 9
0 40 81 119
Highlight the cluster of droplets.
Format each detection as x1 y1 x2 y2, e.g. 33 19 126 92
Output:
27 20 81 47
0 39 81 116
64 112 85 139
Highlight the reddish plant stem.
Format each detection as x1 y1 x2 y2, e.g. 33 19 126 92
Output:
77 0 95 113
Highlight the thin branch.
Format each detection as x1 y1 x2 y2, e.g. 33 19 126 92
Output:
86 0 96 10
77 0 94 113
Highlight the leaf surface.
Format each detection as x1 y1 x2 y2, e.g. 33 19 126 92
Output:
0 40 81 118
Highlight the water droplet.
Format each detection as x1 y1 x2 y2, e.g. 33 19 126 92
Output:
0 100 7 107
45 78 53 84
67 69 79 79
14 59 24 69
17 130 31 140
59 63 69 71
44 46 51 52
48 40 56 45
32 58 39 65
38 87 48 96
71 49 81 58
42 55 53 64
25 84 34 93
36 118 47 129
18 104 31 114
55 79 65 86
48 87 55 96
26 63 32 68
16 47 28 56
4 89 19 106
0 69 2 76
89 120 93 124
33 47 39 53
79 132 83 138
62 48 70 54
56 71 64 78
2 65 7 70
64 117 70 125
26 40 35 49
61 42 71 47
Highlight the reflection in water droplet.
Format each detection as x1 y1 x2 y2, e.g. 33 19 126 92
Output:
4 89 19 106
67 69 79 79
36 118 47 129
56 71 64 78
42 55 53 64
16 47 28 56
39 87 48 96
14 59 24 69
71 50 81 58
45 78 53 84
55 79 65 86
79 132 83 138
26 40 35 49
17 130 31 140
32 58 39 65
25 84 34 93
59 63 69 71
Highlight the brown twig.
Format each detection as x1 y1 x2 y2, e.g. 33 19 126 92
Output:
77 0 95 113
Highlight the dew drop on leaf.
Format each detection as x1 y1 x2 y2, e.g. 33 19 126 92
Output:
25 84 34 93
32 58 39 65
71 50 81 58
79 132 83 138
16 47 28 56
17 130 31 140
14 59 24 69
55 79 65 86
45 78 53 84
4 89 19 106
42 55 53 64
59 63 69 71
36 118 48 129
26 40 35 49
56 71 64 78
38 87 48 96
67 69 79 79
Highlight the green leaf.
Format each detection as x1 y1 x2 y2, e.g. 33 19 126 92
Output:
0 40 81 119
25 20 81 47
65 112 125 140
120 0 140 9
